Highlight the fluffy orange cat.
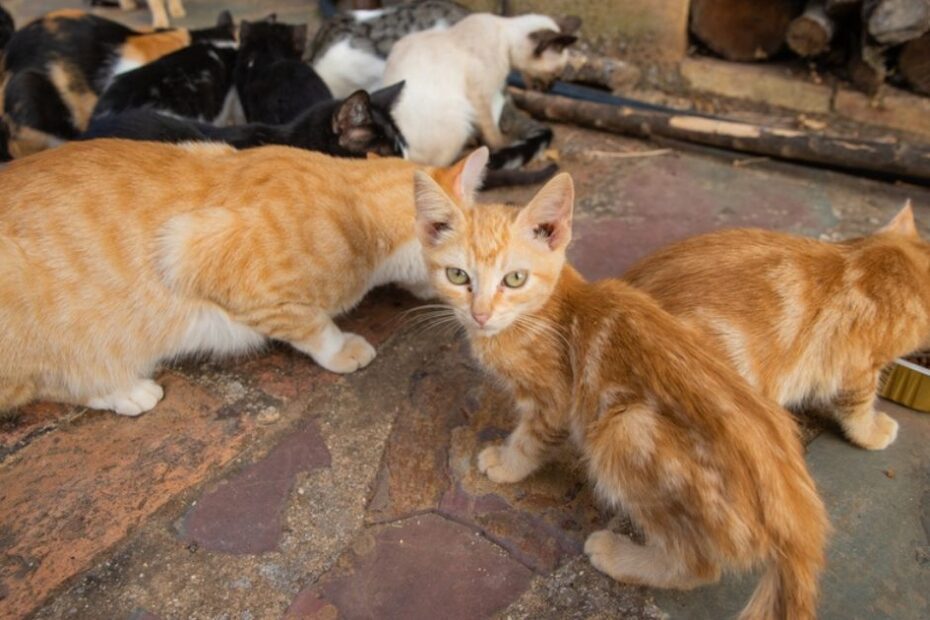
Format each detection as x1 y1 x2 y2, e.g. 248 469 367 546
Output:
413 152 828 619
0 139 468 416
625 205 926 451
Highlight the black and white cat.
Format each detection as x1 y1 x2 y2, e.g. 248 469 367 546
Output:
84 82 407 159
1 9 235 158
237 18 332 125
92 43 243 126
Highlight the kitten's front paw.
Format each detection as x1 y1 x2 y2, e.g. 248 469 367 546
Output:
86 379 164 417
847 411 899 450
584 530 628 578
320 333 376 374
477 445 532 484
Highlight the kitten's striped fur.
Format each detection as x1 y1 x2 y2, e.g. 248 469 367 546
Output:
414 157 828 619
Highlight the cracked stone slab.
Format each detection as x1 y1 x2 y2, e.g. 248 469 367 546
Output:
178 419 331 554
292 513 534 620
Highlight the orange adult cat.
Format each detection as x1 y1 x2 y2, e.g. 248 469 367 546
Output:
625 205 926 451
413 153 828 619
0 139 467 416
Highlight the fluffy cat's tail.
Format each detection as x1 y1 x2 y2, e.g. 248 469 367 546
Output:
487 127 554 171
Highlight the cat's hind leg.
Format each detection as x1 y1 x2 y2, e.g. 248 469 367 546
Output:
478 399 566 483
584 530 720 590
833 371 898 450
0 377 37 415
86 378 164 417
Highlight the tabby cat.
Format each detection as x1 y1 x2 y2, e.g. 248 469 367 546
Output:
383 13 577 166
84 83 407 158
309 0 470 99
625 205 928 450
236 19 332 125
0 9 235 158
413 152 828 619
91 43 242 125
0 138 473 417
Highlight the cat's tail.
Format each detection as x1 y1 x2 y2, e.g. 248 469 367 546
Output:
739 477 828 620
487 127 554 171
482 163 559 189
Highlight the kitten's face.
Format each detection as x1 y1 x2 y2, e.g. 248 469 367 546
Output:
415 151 574 336
513 18 579 90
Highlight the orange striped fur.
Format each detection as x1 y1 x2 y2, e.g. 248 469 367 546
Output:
414 162 828 619
0 139 470 416
625 204 926 450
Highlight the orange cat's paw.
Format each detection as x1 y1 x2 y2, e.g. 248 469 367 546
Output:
477 445 533 483
321 333 376 374
847 411 899 450
86 379 164 417
584 530 627 576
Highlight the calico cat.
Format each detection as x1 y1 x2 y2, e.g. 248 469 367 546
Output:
624 206 929 451
0 137 477 417
84 83 407 158
382 13 577 166
412 152 828 619
91 43 242 125
0 9 235 158
309 0 470 99
236 19 332 125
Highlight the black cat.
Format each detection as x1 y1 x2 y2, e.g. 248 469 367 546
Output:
236 19 332 124
0 3 14 53
92 43 240 124
1 10 235 158
84 82 407 159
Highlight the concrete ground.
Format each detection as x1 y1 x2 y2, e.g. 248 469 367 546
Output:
1 2 929 620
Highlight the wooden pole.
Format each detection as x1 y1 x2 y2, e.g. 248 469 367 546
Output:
510 88 930 184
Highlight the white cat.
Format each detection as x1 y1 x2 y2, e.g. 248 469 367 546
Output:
382 13 577 166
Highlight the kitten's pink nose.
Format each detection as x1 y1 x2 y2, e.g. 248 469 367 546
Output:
471 311 490 327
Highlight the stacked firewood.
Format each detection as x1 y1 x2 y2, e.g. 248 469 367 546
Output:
690 0 930 96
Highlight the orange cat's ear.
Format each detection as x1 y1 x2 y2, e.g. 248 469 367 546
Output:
879 200 919 239
516 173 574 251
433 147 489 205
414 171 465 246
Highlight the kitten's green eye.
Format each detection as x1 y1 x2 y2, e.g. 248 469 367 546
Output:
502 270 528 288
446 267 470 285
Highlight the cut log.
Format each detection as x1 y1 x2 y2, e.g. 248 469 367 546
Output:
826 0 863 14
560 50 641 93
787 0 836 55
510 88 930 184
899 32 930 94
867 0 930 44
690 0 804 61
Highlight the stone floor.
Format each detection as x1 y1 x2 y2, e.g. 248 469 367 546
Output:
1 2 930 620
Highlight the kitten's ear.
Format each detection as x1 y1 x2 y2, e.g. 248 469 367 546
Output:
441 147 489 205
291 24 309 55
369 81 405 110
414 171 465 247
555 15 582 34
216 10 234 30
529 30 578 56
879 200 919 238
516 173 574 251
333 90 374 144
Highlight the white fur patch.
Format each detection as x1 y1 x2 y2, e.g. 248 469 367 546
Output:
110 58 143 79
370 239 429 289
313 39 386 99
352 9 386 22
175 306 265 357
214 87 246 126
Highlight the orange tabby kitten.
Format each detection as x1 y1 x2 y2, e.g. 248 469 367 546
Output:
0 139 476 416
413 157 828 619
625 204 926 451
